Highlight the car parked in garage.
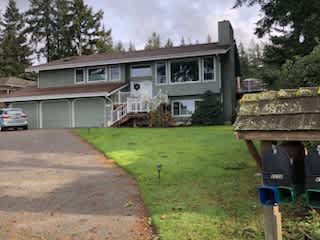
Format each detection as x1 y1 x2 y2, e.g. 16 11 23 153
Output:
0 108 28 131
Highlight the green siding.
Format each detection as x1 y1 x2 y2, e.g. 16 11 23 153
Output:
39 65 126 88
42 100 71 128
11 102 39 129
39 69 74 88
74 98 105 128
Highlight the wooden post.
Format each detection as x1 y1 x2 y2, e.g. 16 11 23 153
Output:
245 140 262 169
261 141 282 240
263 206 282 240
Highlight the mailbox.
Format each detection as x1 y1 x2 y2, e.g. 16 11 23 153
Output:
305 146 320 208
259 142 305 205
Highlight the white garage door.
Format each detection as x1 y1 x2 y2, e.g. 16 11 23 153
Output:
74 98 105 128
42 100 71 129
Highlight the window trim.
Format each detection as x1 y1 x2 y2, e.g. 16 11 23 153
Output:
171 99 202 117
130 64 152 78
202 56 217 82
87 67 108 83
169 58 201 85
155 61 168 85
109 64 121 81
74 68 86 84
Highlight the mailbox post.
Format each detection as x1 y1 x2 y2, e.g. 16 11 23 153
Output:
234 87 320 240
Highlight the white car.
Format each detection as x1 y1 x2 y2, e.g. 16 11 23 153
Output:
0 108 28 131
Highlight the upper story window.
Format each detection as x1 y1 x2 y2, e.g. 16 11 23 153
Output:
203 56 215 81
88 67 106 82
75 69 85 84
131 65 152 78
156 62 167 85
170 59 199 83
109 65 120 81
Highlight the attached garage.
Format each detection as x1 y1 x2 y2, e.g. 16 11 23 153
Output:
11 102 39 129
74 98 106 128
42 100 71 129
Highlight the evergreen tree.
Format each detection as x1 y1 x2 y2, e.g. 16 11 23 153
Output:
96 26 113 54
114 41 125 52
164 38 173 48
145 32 161 50
0 0 32 77
180 37 186 46
191 90 223 125
26 0 56 62
238 42 250 78
234 0 320 65
128 41 136 52
70 0 105 56
54 0 75 59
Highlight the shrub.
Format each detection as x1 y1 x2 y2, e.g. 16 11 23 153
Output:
191 90 223 125
149 104 175 127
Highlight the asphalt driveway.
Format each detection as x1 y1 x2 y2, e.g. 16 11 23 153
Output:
0 130 153 240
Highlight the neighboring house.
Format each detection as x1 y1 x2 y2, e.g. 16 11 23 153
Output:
0 77 36 95
0 77 36 108
0 20 239 129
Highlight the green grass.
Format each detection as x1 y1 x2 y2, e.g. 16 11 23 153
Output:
78 126 264 240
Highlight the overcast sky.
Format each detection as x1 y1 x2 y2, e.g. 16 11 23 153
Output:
0 0 264 49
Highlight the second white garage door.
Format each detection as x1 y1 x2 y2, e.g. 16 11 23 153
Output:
42 100 71 128
74 98 105 128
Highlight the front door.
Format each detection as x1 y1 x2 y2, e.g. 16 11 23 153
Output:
131 81 153 99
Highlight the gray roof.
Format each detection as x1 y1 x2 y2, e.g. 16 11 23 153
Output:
0 77 36 88
28 43 231 72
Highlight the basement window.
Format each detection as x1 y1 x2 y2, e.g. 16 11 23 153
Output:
172 99 201 117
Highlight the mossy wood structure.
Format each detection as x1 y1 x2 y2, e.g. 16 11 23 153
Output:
234 87 320 240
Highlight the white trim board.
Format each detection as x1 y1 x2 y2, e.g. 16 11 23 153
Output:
27 48 230 72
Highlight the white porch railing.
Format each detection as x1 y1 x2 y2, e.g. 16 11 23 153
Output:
127 97 150 113
110 90 168 126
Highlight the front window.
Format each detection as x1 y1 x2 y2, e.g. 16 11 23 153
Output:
156 62 167 84
170 59 199 83
109 65 120 81
131 65 152 78
172 99 200 116
75 69 85 83
203 56 215 81
88 67 106 82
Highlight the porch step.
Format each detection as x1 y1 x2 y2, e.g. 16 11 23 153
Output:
111 113 149 127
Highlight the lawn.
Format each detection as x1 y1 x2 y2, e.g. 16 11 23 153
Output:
78 126 265 240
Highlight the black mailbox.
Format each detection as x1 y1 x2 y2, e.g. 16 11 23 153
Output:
305 146 320 208
260 142 305 204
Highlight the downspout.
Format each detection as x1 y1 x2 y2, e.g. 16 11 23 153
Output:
105 94 114 127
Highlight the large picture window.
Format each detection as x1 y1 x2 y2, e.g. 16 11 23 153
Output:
172 99 201 117
88 68 106 82
170 59 199 83
203 56 215 81
131 65 152 78
156 62 167 84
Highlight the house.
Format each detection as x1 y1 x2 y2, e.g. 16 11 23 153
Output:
0 77 36 95
0 20 239 129
0 77 36 108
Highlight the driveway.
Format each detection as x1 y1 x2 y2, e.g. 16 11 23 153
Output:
0 130 153 240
